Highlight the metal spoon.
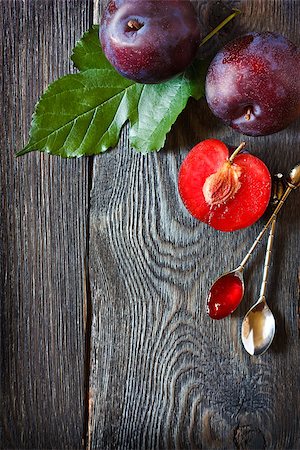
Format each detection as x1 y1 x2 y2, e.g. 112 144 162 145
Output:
207 163 300 318
241 164 300 354
241 217 276 355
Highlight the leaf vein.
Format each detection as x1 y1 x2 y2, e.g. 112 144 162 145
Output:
26 83 136 152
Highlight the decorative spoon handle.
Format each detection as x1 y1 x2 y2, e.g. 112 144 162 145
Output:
239 186 291 269
238 162 300 270
259 218 276 299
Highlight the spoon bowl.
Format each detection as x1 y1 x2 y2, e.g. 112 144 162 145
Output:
241 297 275 355
206 269 244 319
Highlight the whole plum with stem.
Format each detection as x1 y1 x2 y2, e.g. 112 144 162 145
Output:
205 32 300 136
100 0 201 84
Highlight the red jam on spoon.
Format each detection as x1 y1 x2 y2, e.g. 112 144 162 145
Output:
207 272 244 319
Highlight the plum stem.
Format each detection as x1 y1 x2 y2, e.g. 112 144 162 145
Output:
127 20 143 31
229 142 246 163
245 108 252 120
199 8 241 47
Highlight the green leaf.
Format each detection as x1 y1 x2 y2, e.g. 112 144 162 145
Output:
17 69 141 157
71 25 207 153
71 25 110 71
18 26 207 157
130 59 208 153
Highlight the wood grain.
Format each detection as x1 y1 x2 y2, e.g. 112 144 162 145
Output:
1 0 300 449
88 1 300 449
0 0 92 448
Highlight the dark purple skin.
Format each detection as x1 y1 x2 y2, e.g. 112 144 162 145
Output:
100 0 201 84
205 32 300 136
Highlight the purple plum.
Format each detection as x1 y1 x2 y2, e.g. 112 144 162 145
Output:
205 32 300 136
100 0 201 84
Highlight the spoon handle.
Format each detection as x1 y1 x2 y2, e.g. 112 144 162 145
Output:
259 218 276 299
239 186 292 269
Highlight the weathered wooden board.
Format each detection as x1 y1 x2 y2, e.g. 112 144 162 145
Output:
1 0 300 449
88 1 300 449
0 0 92 448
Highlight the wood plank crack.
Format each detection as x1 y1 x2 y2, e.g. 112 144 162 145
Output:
83 156 94 450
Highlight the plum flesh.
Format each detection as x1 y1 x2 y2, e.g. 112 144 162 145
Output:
100 0 201 84
205 32 300 136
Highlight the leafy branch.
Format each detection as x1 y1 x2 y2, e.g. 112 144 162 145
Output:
17 8 240 158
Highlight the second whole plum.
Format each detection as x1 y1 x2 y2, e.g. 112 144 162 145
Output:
205 32 300 136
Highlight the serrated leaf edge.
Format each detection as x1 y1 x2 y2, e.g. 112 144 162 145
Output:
17 70 137 157
130 74 194 153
